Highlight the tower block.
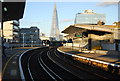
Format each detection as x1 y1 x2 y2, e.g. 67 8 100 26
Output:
50 3 60 41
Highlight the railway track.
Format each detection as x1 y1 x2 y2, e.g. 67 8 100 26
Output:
20 47 81 81
55 48 120 80
20 47 50 81
38 49 64 81
48 48 107 79
19 47 120 81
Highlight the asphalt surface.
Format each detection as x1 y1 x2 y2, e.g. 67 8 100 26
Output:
2 47 35 81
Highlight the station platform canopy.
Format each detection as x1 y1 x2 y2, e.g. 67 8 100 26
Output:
62 25 87 34
2 1 26 22
62 24 112 36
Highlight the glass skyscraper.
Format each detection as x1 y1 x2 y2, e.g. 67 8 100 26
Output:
75 10 106 25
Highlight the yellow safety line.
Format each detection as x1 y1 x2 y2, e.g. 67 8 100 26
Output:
2 50 23 77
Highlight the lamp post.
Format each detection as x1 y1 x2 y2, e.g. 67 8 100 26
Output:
30 35 34 47
21 33 25 47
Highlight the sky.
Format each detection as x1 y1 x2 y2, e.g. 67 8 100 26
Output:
20 0 119 36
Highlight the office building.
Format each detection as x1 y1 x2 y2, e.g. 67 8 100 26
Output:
20 26 40 45
75 10 106 25
3 20 20 43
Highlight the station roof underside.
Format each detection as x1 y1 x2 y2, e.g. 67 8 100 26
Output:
62 25 112 36
62 25 87 34
2 2 26 22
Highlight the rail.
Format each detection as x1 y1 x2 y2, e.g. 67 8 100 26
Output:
57 48 120 75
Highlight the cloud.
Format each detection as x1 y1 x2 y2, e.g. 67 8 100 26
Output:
96 1 118 7
60 19 74 23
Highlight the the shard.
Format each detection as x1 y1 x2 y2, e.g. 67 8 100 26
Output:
50 3 60 41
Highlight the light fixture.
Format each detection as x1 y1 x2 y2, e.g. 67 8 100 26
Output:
4 7 7 12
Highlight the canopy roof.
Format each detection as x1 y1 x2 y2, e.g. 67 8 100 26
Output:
62 24 112 36
2 1 26 21
62 25 87 34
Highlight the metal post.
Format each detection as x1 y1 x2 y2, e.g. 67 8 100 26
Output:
88 38 92 50
1 20 6 57
31 35 33 47
88 34 92 50
115 40 119 51
22 33 25 47
115 40 120 59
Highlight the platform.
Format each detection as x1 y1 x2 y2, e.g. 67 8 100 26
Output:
58 46 120 64
2 47 36 80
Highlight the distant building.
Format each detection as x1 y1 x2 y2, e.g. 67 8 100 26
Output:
40 32 50 40
49 37 56 41
59 34 64 41
3 20 20 43
50 3 60 41
75 10 106 25
40 32 46 37
20 26 40 45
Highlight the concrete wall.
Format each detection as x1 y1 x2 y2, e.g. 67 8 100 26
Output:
114 29 120 39
101 43 120 51
73 38 88 47
73 42 88 47
65 37 120 51
65 43 73 47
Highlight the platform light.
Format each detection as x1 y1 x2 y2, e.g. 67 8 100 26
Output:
0 0 4 2
4 7 7 12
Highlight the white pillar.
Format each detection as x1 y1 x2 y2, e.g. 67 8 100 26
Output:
0 22 2 81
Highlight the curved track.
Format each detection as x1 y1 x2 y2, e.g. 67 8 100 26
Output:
20 47 81 81
20 47 120 81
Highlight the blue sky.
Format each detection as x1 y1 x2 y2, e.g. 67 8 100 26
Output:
20 1 118 36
